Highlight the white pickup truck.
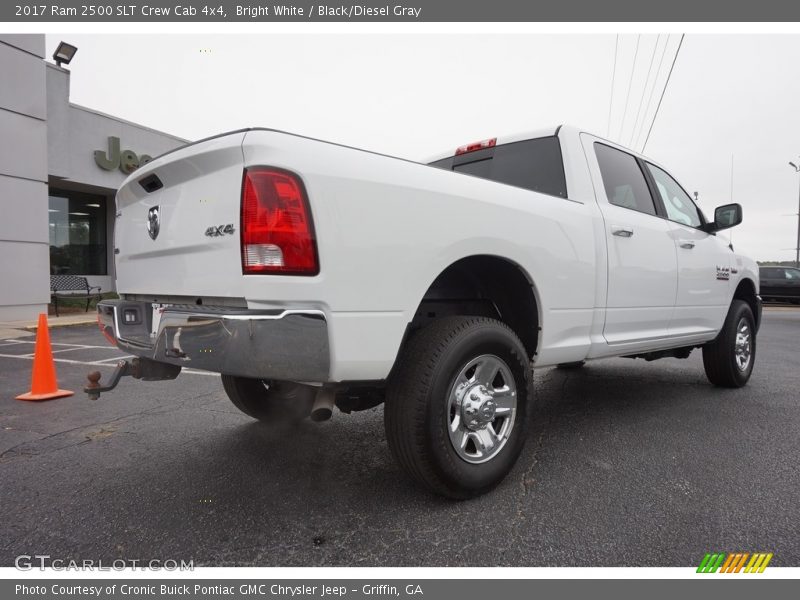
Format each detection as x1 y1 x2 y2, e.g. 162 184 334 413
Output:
89 125 761 498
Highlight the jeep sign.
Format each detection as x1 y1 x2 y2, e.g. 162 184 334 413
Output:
94 136 153 174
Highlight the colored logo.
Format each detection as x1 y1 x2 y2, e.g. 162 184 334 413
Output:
697 552 773 573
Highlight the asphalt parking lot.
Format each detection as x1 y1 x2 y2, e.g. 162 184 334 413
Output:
1 307 798 567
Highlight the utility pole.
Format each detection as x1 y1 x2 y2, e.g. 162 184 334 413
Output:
790 161 800 267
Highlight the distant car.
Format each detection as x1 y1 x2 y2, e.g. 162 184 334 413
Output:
759 266 800 303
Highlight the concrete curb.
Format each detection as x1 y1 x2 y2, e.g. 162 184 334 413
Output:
0 315 97 336
0 327 35 340
23 319 97 330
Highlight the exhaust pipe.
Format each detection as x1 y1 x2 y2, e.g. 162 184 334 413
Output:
311 387 336 422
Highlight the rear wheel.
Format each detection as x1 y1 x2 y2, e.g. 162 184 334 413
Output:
702 299 756 388
221 376 314 422
385 316 531 499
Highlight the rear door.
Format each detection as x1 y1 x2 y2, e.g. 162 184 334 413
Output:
582 136 677 345
643 162 732 336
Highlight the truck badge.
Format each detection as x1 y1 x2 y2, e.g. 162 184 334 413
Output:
205 224 235 237
147 206 160 240
716 266 731 281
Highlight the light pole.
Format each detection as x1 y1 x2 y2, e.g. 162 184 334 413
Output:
790 161 800 268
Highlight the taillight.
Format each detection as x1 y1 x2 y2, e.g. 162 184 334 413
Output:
455 138 496 155
240 167 319 275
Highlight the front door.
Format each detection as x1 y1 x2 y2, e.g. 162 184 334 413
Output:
643 161 732 336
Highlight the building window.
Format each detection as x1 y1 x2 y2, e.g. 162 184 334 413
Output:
48 189 108 276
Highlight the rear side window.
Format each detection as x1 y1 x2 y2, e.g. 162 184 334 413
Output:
760 267 784 279
429 136 568 198
594 142 657 216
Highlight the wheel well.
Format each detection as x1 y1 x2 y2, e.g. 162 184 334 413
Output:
734 278 760 329
408 256 539 359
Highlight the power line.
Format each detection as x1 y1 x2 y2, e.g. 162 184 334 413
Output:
634 34 671 150
607 34 619 138
641 33 685 153
628 34 660 148
618 34 641 142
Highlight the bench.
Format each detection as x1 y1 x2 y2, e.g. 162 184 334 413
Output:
50 275 102 317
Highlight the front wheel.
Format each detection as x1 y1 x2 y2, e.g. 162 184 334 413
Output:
384 316 531 499
702 299 756 388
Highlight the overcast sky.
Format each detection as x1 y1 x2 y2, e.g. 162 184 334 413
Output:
46 34 800 261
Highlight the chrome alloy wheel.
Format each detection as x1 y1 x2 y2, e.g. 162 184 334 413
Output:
734 318 752 371
447 354 517 464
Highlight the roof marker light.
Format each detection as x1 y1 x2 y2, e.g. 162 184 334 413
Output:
455 138 497 156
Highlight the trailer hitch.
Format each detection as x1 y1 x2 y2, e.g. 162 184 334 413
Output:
85 357 181 400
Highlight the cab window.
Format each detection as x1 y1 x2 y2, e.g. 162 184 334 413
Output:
429 136 568 198
594 143 657 216
645 163 702 228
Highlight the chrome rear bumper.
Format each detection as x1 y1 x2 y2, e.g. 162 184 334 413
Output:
97 300 330 381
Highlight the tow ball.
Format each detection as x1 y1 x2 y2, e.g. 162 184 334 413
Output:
85 358 181 400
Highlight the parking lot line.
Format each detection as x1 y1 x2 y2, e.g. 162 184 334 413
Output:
40 347 114 356
0 352 129 367
2 339 117 350
91 355 136 363
0 351 219 376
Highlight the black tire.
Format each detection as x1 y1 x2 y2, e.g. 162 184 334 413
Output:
702 299 756 388
221 376 315 422
384 316 531 499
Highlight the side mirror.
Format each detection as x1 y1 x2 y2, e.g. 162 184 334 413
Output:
705 203 742 233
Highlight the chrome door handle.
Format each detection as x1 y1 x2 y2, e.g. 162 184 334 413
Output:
611 226 634 238
679 241 696 249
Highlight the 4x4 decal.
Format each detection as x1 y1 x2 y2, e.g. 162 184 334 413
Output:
205 224 235 237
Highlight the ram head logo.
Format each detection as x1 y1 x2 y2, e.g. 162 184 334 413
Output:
147 206 160 241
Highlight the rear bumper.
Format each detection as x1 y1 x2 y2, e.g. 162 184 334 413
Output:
97 300 330 381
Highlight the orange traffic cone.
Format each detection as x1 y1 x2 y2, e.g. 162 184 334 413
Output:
16 313 74 401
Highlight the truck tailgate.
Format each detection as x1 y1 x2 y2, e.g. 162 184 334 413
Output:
114 131 247 298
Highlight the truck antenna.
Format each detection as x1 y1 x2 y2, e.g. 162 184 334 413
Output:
729 154 735 251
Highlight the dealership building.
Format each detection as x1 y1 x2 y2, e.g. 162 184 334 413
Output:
0 34 187 321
